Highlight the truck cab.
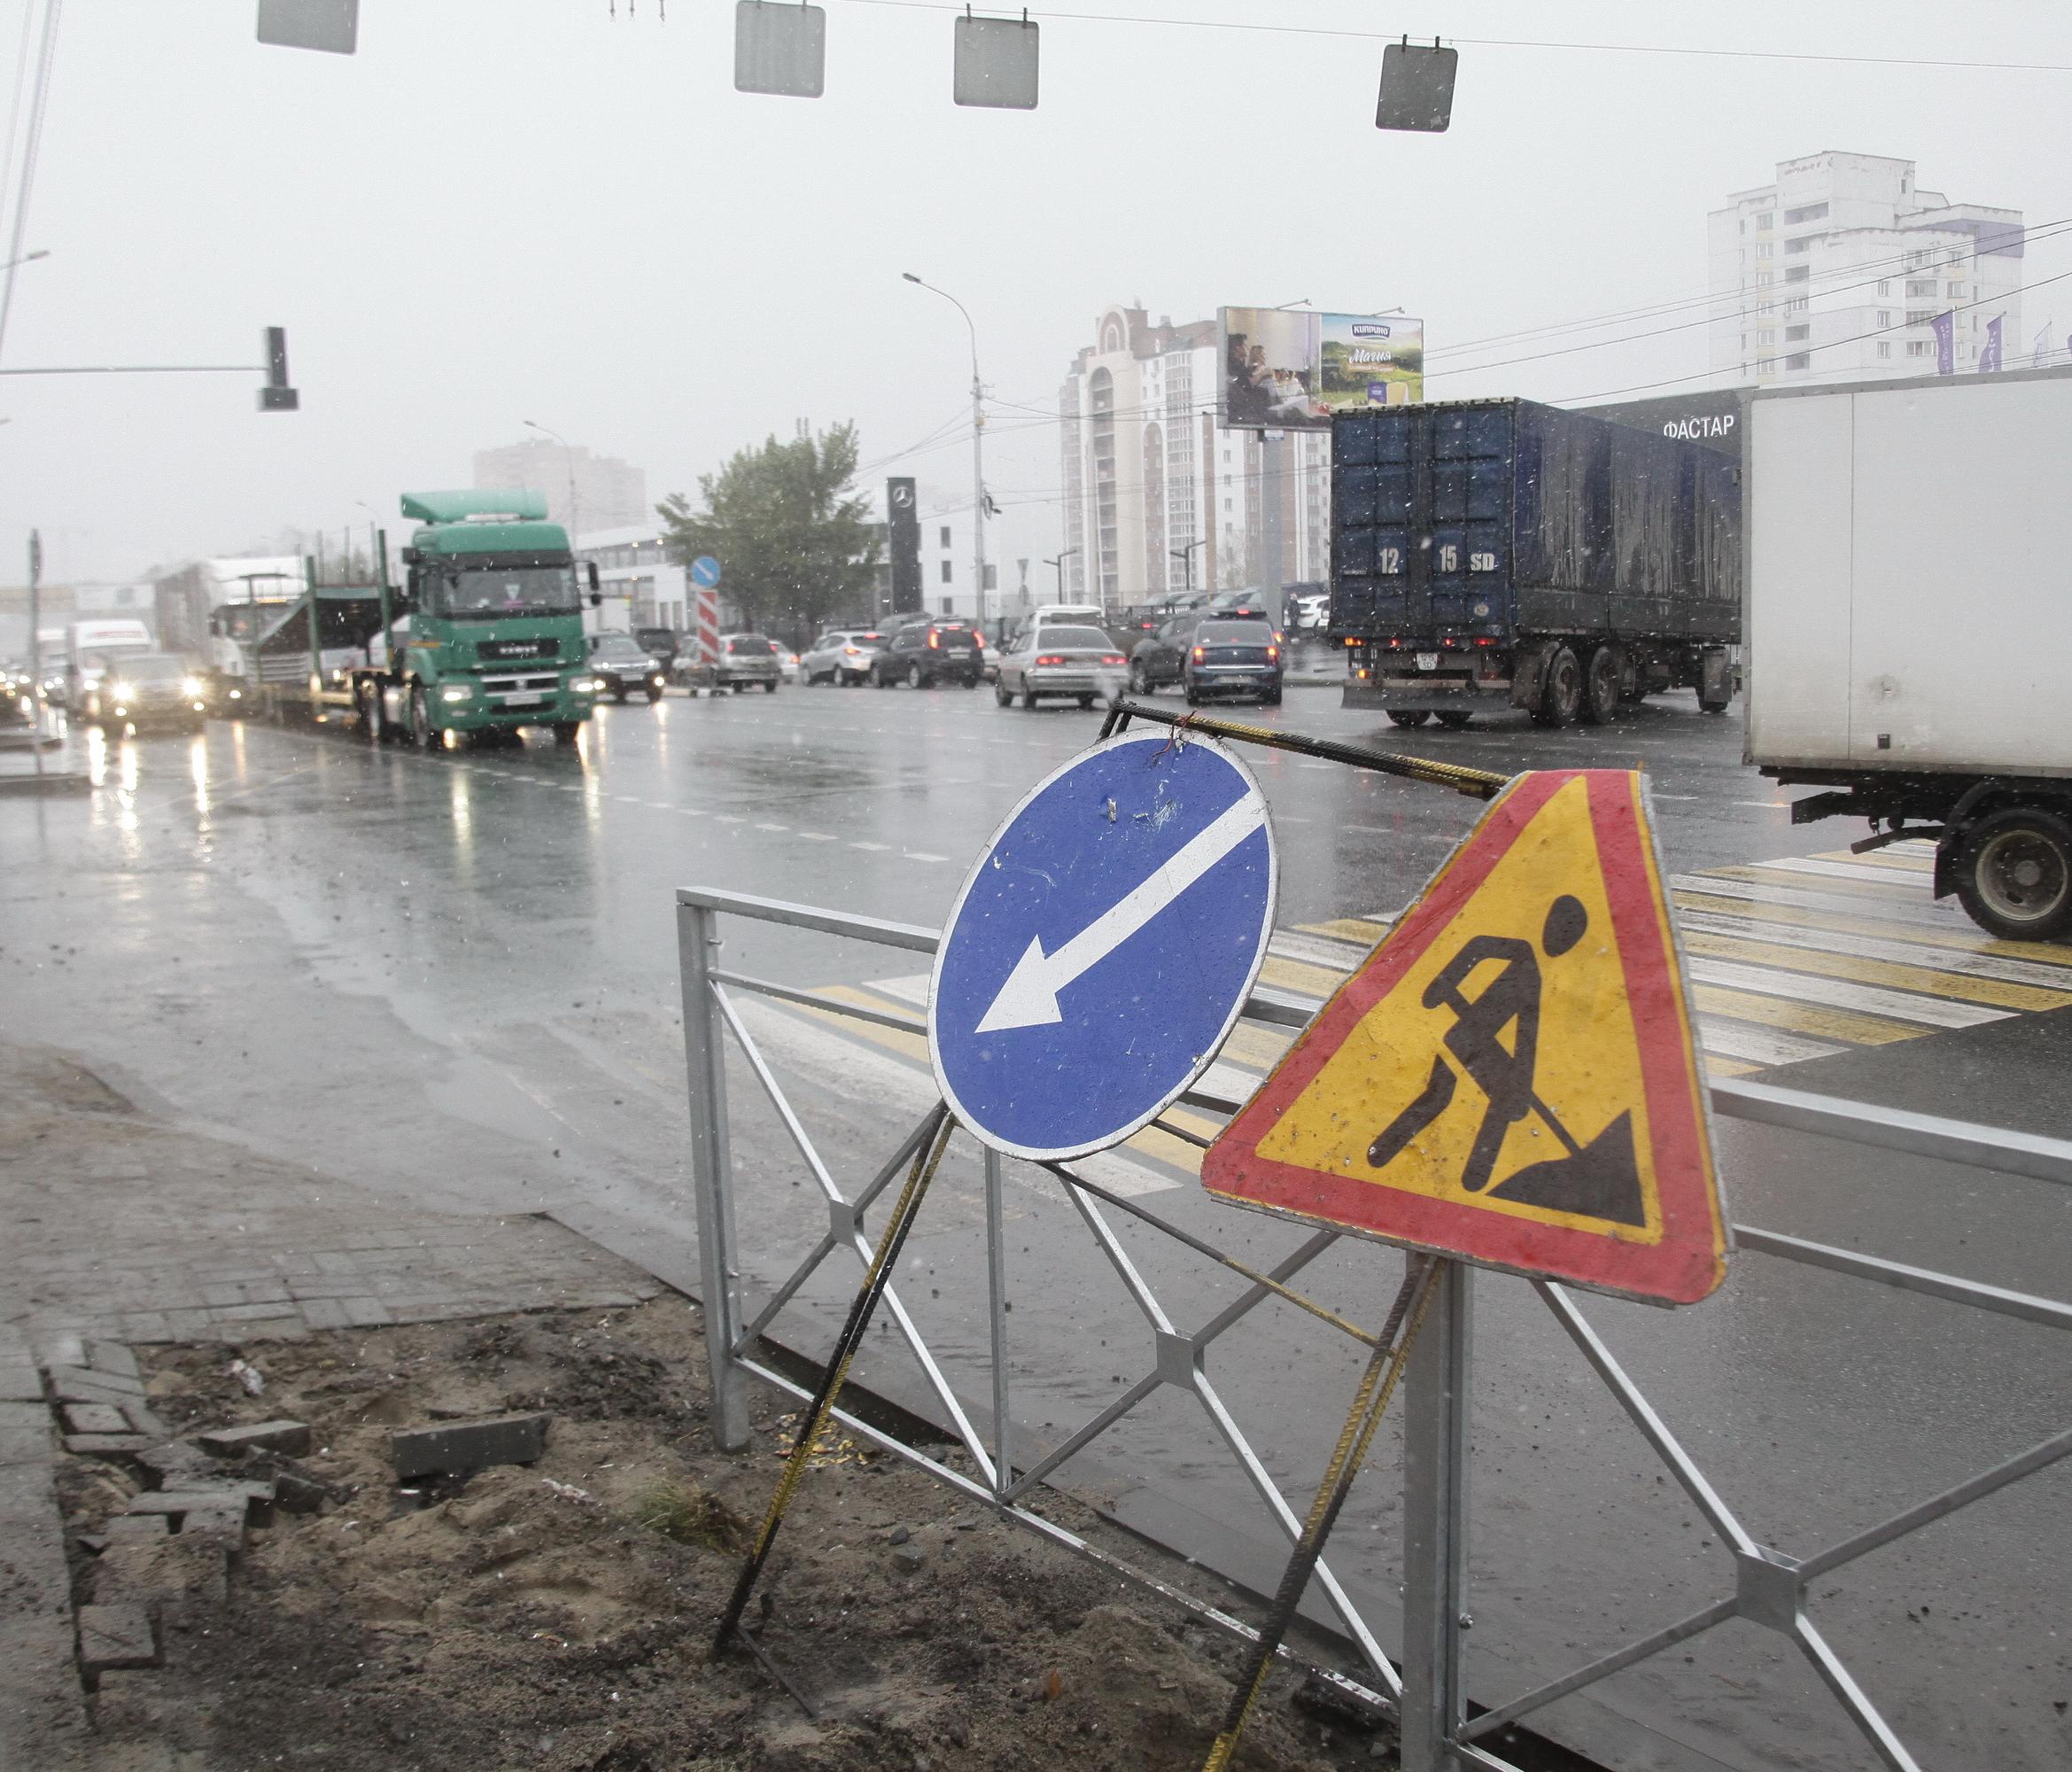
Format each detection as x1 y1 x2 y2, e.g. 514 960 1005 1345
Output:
374 489 600 747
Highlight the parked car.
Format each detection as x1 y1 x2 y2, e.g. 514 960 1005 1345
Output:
635 626 683 672
994 623 1127 710
801 628 885 686
872 618 982 688
1128 613 1206 694
1183 618 1282 707
1292 590 1331 632
82 651 208 733
586 631 668 703
779 648 803 682
715 633 783 692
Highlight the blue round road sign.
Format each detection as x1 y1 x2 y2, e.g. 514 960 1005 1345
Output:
928 729 1277 1162
690 555 722 587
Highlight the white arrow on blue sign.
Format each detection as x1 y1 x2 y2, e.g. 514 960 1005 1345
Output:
928 728 1277 1162
690 556 722 587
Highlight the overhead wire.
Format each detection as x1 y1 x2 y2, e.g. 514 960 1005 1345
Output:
0 0 59 366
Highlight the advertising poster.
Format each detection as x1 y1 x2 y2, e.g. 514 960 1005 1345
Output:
1220 308 1424 430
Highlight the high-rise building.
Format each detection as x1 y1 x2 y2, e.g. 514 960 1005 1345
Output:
1709 152 2024 385
1058 306 1331 613
471 439 650 536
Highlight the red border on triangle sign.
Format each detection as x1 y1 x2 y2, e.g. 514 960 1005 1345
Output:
1204 769 1729 1306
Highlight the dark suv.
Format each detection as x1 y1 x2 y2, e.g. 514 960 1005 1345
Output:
1183 618 1282 706
873 618 982 688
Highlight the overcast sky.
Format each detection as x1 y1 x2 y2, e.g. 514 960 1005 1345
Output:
4 0 2068 587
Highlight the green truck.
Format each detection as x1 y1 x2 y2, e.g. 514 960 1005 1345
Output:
244 489 602 746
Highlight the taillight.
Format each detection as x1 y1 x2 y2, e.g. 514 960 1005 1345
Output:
973 632 985 649
1474 637 1496 648
927 632 940 649
1191 646 1205 663
1102 654 1124 665
1036 654 1064 666
1267 646 1279 662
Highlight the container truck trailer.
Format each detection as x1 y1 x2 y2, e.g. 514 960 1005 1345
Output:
1330 398 1742 727
1746 366 2072 941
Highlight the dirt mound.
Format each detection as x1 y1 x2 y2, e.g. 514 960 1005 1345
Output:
64 1300 1393 1771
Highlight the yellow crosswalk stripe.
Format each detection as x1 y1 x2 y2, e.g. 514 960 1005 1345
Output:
1296 917 1391 946
1680 929 2072 1013
1710 861 1927 900
1814 848 1932 874
1699 1053 1763 1078
1690 984 1926 1045
1260 954 1352 998
1673 889 2072 968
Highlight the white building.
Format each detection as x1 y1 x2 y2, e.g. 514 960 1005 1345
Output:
1709 152 2023 385
1058 306 1331 614
574 527 687 633
472 439 650 537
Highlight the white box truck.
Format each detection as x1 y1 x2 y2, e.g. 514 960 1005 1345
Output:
1747 365 2072 940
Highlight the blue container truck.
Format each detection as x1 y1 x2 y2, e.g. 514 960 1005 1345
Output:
1330 398 1742 727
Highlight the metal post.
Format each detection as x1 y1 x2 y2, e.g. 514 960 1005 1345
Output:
304 554 321 715
679 899 749 1449
1260 431 1285 602
1401 1258 1472 1772
969 365 988 633
984 1145 1012 1495
26 529 42 774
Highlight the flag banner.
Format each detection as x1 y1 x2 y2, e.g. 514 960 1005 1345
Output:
1931 310 1955 375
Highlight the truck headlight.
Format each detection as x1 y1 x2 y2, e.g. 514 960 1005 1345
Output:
441 683 475 703
181 676 204 698
572 677 602 694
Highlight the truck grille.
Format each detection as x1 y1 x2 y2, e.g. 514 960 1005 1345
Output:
478 639 558 662
481 672 560 700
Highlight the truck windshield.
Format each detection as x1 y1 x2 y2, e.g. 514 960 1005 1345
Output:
429 566 579 619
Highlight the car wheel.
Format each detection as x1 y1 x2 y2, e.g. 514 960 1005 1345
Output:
1386 709 1431 727
1077 695 1095 710
995 680 1013 707
906 662 925 689
962 673 978 688
409 685 435 750
1020 687 1039 709
1954 807 2072 941
1129 662 1151 696
1261 688 1282 708
763 679 778 693
731 682 745 694
875 669 893 688
614 689 628 703
646 688 663 703
1582 645 1620 726
1183 685 1201 707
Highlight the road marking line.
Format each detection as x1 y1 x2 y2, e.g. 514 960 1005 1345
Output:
1748 856 1936 890
754 822 790 833
1677 919 2072 1001
1268 930 1370 971
1684 957 2008 1029
1259 954 1351 999
1689 983 1925 1045
1297 917 1393 946
1672 888 2072 966
796 831 839 842
904 851 950 863
1695 1017 1846 1067
850 841 891 851
1817 848 1933 874
1671 874 1972 932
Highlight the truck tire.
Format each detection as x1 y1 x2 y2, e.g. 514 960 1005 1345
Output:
1535 646 1583 727
409 685 435 750
1582 646 1620 725
362 683 386 744
551 721 584 747
1386 709 1431 728
1953 807 2072 942
1436 710 1473 729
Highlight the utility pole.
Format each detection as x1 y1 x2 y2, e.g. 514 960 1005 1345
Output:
26 529 42 776
524 419 582 550
1045 546 1079 598
1171 537 1205 595
903 275 988 636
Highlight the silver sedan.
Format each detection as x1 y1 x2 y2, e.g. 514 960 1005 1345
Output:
992 624 1128 710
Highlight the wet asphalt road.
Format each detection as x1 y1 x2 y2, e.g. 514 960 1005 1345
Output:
4 680 2068 1772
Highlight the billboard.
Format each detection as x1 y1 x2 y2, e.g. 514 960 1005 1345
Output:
1219 307 1424 431
887 477 922 614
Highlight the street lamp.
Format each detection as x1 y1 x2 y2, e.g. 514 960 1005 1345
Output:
903 273 989 636
1169 538 1205 596
523 419 582 548
1045 546 1079 599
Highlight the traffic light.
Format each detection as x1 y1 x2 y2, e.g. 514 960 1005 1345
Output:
260 326 299 412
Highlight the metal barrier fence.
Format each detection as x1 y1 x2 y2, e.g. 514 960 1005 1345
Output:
678 883 2072 1772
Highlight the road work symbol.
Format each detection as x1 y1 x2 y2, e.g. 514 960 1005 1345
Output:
1203 770 1728 1307
930 728 1276 1162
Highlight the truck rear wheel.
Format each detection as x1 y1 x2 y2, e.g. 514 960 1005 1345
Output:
1435 710 1473 729
1582 646 1620 725
1534 646 1583 727
1953 807 2072 942
1386 709 1431 728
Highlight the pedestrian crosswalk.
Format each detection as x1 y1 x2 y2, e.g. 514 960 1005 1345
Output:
768 839 2072 1191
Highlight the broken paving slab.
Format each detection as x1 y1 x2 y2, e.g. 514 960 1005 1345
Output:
76 1604 159 1675
82 1341 140 1380
195 1419 310 1459
64 1433 152 1458
61 1403 131 1437
48 1364 145 1402
390 1411 551 1479
122 1481 274 1523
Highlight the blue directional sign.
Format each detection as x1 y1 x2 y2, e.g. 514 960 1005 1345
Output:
929 729 1277 1162
690 555 722 587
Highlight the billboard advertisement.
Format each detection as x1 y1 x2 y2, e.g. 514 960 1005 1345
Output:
1219 308 1424 430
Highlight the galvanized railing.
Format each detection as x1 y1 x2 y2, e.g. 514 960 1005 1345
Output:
678 883 2072 1772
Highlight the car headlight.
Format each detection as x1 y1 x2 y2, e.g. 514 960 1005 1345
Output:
111 682 135 700
440 683 475 703
181 677 204 698
572 677 602 694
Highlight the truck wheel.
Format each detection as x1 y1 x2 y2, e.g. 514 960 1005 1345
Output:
550 721 584 747
362 683 386 744
1536 646 1583 727
1436 710 1473 729
1386 709 1430 727
1582 646 1620 725
1954 807 2072 942
409 685 435 750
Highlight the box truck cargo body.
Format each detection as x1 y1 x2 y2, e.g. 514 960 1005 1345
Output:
1748 365 2072 939
1330 398 1741 727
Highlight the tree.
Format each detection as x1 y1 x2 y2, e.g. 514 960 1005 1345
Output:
656 422 881 635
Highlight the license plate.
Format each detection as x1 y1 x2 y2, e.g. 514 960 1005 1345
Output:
1416 651 1440 672
502 692 546 706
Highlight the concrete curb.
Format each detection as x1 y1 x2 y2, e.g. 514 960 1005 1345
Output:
0 772 92 798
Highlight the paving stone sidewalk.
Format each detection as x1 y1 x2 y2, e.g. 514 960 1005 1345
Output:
0 1040 660 1350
